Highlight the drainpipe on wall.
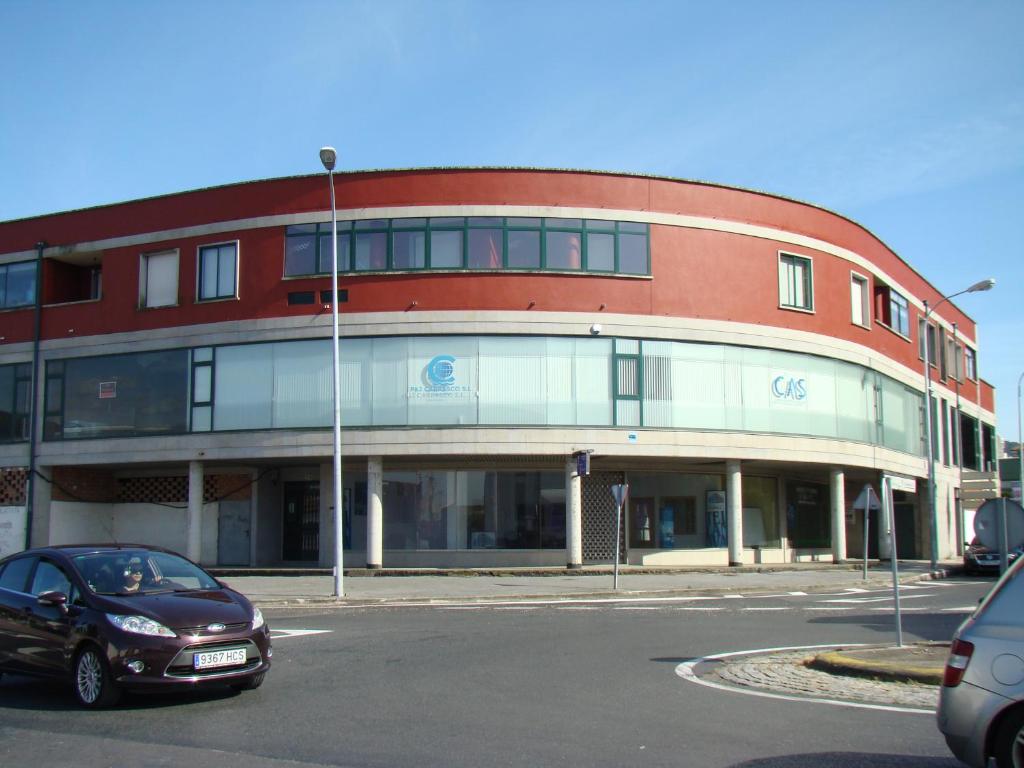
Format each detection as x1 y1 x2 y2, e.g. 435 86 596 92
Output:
24 241 46 550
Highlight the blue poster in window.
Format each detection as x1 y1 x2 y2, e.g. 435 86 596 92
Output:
706 490 728 548
660 505 675 548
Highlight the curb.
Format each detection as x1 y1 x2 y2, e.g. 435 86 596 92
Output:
250 566 964 608
807 645 947 686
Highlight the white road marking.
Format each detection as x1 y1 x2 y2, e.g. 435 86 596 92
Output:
819 593 931 604
723 594 744 599
674 645 933 715
942 606 977 612
787 591 807 596
672 607 725 611
805 606 855 611
742 607 791 611
270 629 332 639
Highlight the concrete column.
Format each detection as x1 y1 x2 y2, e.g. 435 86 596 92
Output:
318 462 334 569
830 468 847 564
566 458 582 569
32 466 52 547
367 457 383 569
727 460 743 566
187 461 203 563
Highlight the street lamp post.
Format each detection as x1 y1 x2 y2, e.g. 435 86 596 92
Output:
923 278 995 572
320 146 344 599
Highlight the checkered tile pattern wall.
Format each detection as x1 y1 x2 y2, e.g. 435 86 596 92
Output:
0 469 28 505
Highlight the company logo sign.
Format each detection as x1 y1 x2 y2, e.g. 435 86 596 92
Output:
424 355 456 387
771 374 808 402
410 354 472 400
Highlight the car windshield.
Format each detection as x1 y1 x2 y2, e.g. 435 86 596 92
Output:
72 550 220 595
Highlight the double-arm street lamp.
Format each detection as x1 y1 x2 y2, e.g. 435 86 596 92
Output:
923 278 995 572
319 146 344 598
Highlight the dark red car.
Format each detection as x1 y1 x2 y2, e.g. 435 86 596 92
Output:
0 544 271 707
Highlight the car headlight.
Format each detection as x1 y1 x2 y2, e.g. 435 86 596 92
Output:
252 606 265 630
107 614 177 637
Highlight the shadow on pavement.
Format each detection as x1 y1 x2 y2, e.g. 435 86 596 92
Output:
806 611 964 642
729 752 959 767
0 673 242 712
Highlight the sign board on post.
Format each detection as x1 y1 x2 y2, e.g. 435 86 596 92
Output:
575 451 591 477
886 475 917 494
611 484 629 507
609 484 629 589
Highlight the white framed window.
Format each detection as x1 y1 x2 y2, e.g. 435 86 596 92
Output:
139 250 179 308
965 347 977 381
850 272 870 327
778 252 813 311
197 241 238 301
952 340 963 381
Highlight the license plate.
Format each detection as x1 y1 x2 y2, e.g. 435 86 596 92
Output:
193 648 247 670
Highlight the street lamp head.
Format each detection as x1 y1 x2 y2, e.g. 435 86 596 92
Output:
319 146 337 172
967 278 995 293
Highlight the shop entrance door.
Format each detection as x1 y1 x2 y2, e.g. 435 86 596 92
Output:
283 481 320 562
894 501 917 559
582 471 626 564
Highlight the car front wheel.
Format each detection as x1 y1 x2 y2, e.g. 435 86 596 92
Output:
74 647 121 708
994 707 1024 768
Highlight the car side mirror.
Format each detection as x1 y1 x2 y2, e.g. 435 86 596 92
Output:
38 591 69 615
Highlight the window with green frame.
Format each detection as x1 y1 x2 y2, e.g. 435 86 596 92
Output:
0 363 31 442
283 216 649 277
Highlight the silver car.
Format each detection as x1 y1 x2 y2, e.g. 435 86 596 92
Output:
938 555 1024 767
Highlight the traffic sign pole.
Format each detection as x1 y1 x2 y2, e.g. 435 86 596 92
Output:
610 484 629 590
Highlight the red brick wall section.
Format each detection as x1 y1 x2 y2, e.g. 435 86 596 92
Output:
51 466 117 503
49 472 253 504
209 474 252 502
0 468 28 506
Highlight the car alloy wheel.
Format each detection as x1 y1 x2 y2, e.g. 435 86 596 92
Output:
74 648 121 708
994 708 1024 768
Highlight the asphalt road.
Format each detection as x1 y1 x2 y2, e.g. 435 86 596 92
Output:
0 577 996 768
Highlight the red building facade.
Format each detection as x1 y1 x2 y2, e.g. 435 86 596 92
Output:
0 169 998 568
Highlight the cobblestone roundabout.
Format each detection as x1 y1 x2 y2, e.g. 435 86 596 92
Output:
711 651 939 709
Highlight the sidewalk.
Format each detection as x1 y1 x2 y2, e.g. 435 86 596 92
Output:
213 560 965 607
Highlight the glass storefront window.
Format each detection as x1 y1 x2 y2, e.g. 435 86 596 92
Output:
627 473 724 549
383 470 565 550
741 476 780 548
786 481 830 548
47 350 188 440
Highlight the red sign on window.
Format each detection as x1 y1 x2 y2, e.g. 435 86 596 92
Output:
98 381 117 399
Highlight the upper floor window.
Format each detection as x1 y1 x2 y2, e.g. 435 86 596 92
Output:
876 282 910 338
139 250 179 309
0 260 37 309
850 273 870 328
889 291 910 337
965 347 977 381
778 253 813 311
0 363 31 443
283 217 649 277
198 242 238 301
951 340 963 382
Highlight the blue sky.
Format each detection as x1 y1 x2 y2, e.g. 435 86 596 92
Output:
2 0 1022 438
